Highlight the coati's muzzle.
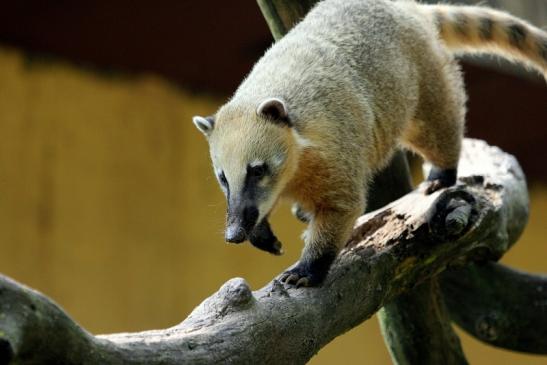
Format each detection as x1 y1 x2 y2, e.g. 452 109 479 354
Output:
225 203 259 243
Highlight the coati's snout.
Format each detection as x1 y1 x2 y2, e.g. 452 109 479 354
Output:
193 97 302 244
225 204 259 243
222 162 269 243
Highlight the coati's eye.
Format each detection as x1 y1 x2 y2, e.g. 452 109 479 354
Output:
218 171 228 187
248 164 267 179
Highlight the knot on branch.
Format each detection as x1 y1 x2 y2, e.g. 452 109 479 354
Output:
444 199 472 235
429 190 475 241
475 313 502 341
218 278 254 310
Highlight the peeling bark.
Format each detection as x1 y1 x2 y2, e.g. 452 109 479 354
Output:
0 139 533 364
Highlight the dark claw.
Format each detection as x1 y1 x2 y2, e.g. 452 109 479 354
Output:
279 272 290 282
286 274 300 285
280 260 332 288
279 272 303 285
295 277 309 288
280 267 317 288
280 247 336 288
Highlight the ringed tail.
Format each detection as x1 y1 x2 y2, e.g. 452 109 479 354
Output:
423 4 547 78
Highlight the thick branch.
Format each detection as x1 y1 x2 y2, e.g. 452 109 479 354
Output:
367 152 469 365
0 139 530 364
441 262 547 354
379 278 468 365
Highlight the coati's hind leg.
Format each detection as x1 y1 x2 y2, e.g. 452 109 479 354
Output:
404 114 462 194
249 218 283 255
403 58 466 194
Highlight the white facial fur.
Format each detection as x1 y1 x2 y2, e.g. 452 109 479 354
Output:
207 119 297 225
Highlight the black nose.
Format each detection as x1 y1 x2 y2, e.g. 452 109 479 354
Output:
225 224 246 243
225 206 259 243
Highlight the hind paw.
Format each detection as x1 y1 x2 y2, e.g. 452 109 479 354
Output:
424 167 457 195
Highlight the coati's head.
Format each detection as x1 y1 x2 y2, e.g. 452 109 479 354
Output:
193 98 302 243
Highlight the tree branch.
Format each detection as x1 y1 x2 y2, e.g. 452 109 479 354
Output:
0 139 531 364
441 262 547 354
367 152 469 365
379 278 468 365
256 0 318 41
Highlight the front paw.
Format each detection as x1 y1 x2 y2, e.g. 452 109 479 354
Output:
280 263 326 288
249 219 284 255
250 236 284 256
261 239 284 256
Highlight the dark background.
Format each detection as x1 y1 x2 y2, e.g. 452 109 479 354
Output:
0 1 545 181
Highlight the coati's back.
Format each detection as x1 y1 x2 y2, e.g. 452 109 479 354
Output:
233 1 421 128
227 0 546 165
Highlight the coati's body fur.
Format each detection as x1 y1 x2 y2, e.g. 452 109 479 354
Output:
193 0 547 287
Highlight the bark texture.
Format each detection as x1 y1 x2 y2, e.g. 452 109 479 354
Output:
379 278 468 365
442 262 547 354
0 139 535 365
366 152 469 365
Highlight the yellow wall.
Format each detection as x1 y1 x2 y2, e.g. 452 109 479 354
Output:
0 47 545 364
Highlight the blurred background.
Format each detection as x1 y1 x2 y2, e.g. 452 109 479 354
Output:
0 0 545 363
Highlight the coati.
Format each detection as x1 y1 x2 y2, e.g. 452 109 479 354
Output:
193 0 547 287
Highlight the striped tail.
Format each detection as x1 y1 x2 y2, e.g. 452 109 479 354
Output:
423 4 547 78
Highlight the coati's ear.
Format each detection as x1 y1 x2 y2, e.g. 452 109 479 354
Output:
192 115 215 137
257 98 291 127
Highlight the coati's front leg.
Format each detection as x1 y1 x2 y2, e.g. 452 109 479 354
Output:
280 207 360 287
249 218 283 255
